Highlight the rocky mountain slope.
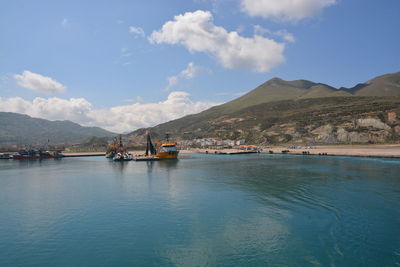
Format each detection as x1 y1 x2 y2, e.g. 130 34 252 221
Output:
128 72 400 145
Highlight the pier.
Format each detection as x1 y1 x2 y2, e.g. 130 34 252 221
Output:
62 152 106 157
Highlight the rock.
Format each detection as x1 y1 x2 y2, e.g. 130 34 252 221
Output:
394 126 400 135
336 128 373 143
356 118 391 131
336 128 349 142
311 124 333 135
388 112 397 124
311 124 336 142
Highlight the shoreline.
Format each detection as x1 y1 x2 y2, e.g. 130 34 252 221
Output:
43 144 400 159
179 144 400 159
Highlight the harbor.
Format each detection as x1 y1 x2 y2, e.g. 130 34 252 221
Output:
3 144 400 159
1 152 399 266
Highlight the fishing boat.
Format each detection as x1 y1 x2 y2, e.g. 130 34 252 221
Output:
106 136 121 158
106 135 132 161
156 133 179 160
13 149 55 159
0 153 12 159
113 152 132 161
134 132 160 161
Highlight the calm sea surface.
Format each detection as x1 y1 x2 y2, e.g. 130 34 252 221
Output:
0 154 399 266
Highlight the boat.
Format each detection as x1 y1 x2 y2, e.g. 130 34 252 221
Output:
106 136 120 158
113 152 133 161
0 153 12 159
109 135 133 161
156 133 179 160
133 132 160 161
12 149 55 159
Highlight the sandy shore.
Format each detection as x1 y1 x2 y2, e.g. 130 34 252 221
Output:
180 144 400 158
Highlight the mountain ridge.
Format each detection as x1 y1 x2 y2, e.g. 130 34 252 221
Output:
128 71 400 144
0 112 115 145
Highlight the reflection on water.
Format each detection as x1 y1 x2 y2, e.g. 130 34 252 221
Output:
0 154 399 266
108 160 129 174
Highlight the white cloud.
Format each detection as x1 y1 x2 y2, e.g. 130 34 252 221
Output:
0 92 219 133
135 96 143 103
165 62 210 91
166 76 179 91
241 0 336 22
129 26 145 37
253 25 270 36
87 91 218 132
120 47 132 57
14 71 66 94
149 10 285 73
61 18 68 28
274 30 295 43
0 97 91 123
253 25 295 43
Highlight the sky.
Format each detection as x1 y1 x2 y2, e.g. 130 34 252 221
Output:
0 0 399 133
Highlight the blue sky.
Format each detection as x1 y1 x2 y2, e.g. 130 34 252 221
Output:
0 0 399 132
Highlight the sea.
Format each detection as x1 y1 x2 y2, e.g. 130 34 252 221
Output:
0 154 399 266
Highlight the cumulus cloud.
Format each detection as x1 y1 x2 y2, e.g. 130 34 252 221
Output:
87 91 218 132
149 10 285 73
241 0 336 22
0 92 219 133
253 25 295 43
165 62 210 91
14 71 66 94
129 26 145 37
0 97 92 122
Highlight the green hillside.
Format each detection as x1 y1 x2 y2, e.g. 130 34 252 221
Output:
128 72 400 144
353 72 400 96
0 112 115 145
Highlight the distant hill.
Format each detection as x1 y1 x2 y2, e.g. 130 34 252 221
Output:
128 72 400 144
352 72 400 96
0 112 115 145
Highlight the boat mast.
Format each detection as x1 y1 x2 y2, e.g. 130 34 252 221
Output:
145 132 157 156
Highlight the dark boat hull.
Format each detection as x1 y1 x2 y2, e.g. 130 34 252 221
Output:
13 155 55 159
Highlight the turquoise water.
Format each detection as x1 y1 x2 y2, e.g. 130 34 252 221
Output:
0 154 399 266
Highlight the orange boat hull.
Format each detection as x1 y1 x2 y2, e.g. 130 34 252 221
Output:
156 151 179 159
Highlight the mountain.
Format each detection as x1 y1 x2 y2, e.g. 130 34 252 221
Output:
352 72 400 96
128 72 400 144
338 72 400 96
0 112 115 145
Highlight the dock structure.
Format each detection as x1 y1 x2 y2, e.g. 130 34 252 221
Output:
134 156 160 161
204 149 260 155
62 153 105 157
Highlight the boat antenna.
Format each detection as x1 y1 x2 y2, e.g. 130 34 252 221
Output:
165 133 170 142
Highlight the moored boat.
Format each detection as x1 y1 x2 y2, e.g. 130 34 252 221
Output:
0 153 12 159
113 152 133 161
13 149 55 159
133 132 160 161
156 134 179 160
107 135 132 161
